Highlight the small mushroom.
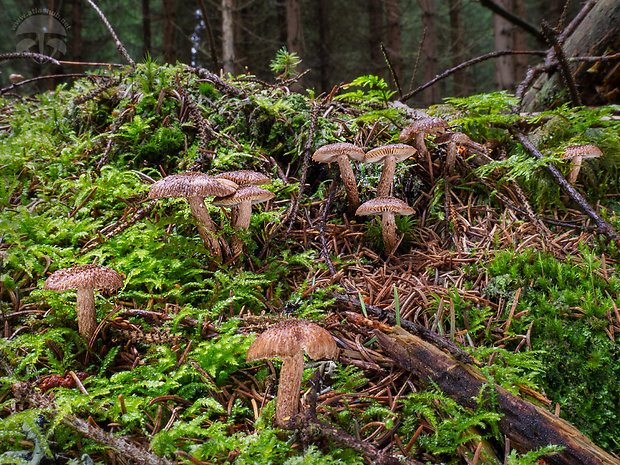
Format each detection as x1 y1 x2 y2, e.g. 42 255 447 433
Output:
355 196 415 254
561 144 603 184
312 142 365 212
211 186 275 257
44 264 123 342
434 132 472 175
214 170 272 187
364 144 417 197
399 117 449 181
246 319 338 428
148 172 237 258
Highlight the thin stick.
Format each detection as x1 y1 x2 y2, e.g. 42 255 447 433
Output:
196 0 220 70
541 21 582 107
0 52 60 65
400 50 546 102
408 28 426 94
479 0 544 42
513 131 618 241
85 0 135 66
319 179 339 276
0 74 95 96
381 42 402 98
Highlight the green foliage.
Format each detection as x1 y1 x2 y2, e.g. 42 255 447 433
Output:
270 47 302 80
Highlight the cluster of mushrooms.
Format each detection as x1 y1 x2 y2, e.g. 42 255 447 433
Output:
41 118 605 431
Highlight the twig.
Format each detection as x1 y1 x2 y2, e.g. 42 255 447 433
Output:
408 28 426 94
286 102 320 235
400 50 546 102
513 131 618 242
58 60 125 68
541 21 582 107
0 74 93 96
479 0 544 42
85 0 135 67
0 52 60 66
381 43 402 98
319 179 339 276
196 0 220 70
188 66 244 97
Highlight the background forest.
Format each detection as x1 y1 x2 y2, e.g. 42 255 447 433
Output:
0 0 584 103
1 0 620 464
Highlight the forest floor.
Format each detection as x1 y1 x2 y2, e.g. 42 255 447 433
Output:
1 59 620 465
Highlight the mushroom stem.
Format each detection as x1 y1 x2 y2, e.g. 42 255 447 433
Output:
376 155 396 197
229 201 252 257
187 196 221 258
567 155 583 184
275 351 305 428
414 132 434 182
381 212 398 254
445 141 457 175
75 287 97 341
336 154 360 212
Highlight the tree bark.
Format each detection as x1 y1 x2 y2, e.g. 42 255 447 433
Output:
512 0 528 83
448 0 467 96
222 0 235 75
420 0 437 105
385 0 403 91
142 0 151 58
375 326 620 465
494 0 514 90
72 0 83 71
286 0 302 57
522 0 620 110
317 0 330 93
368 0 384 78
162 0 176 63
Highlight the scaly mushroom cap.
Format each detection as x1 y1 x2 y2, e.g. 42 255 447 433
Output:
247 319 338 362
398 117 449 143
434 132 472 145
148 172 236 199
364 144 417 164
312 142 365 163
562 144 604 160
44 265 124 291
355 196 415 217
215 170 272 187
211 185 275 207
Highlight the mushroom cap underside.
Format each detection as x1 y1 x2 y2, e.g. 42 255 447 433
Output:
312 142 365 163
211 185 275 207
148 172 236 199
44 264 124 291
246 319 338 362
355 196 415 216
364 144 417 164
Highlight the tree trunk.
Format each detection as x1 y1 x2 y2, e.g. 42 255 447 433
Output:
162 0 176 63
317 0 330 93
286 0 302 57
222 0 235 75
512 0 528 83
368 0 384 78
375 326 620 465
385 0 403 91
522 0 620 110
448 0 467 96
420 0 437 105
72 0 83 70
494 0 514 90
142 0 151 58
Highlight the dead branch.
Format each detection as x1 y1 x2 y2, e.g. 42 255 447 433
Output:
0 74 93 96
320 179 339 276
374 326 620 465
512 131 619 242
85 0 135 67
0 52 60 66
479 0 544 42
400 51 546 103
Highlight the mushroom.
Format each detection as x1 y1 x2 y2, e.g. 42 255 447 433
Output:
399 117 449 181
43 264 123 342
211 185 275 257
148 172 237 259
355 196 415 254
434 132 473 175
246 319 338 428
214 171 272 224
364 144 417 197
312 142 365 212
561 144 604 184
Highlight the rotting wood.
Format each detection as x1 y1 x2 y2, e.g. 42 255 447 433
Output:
374 326 620 465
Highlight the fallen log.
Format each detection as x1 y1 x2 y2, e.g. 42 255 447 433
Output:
374 326 620 465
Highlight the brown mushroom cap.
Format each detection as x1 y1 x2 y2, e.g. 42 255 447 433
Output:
434 132 472 145
211 185 275 207
398 117 449 143
364 144 417 164
562 144 604 160
148 172 236 199
44 264 123 291
214 170 271 187
312 142 365 163
247 319 338 362
355 196 415 217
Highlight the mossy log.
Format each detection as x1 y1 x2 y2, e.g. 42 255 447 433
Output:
522 0 620 110
374 326 620 465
